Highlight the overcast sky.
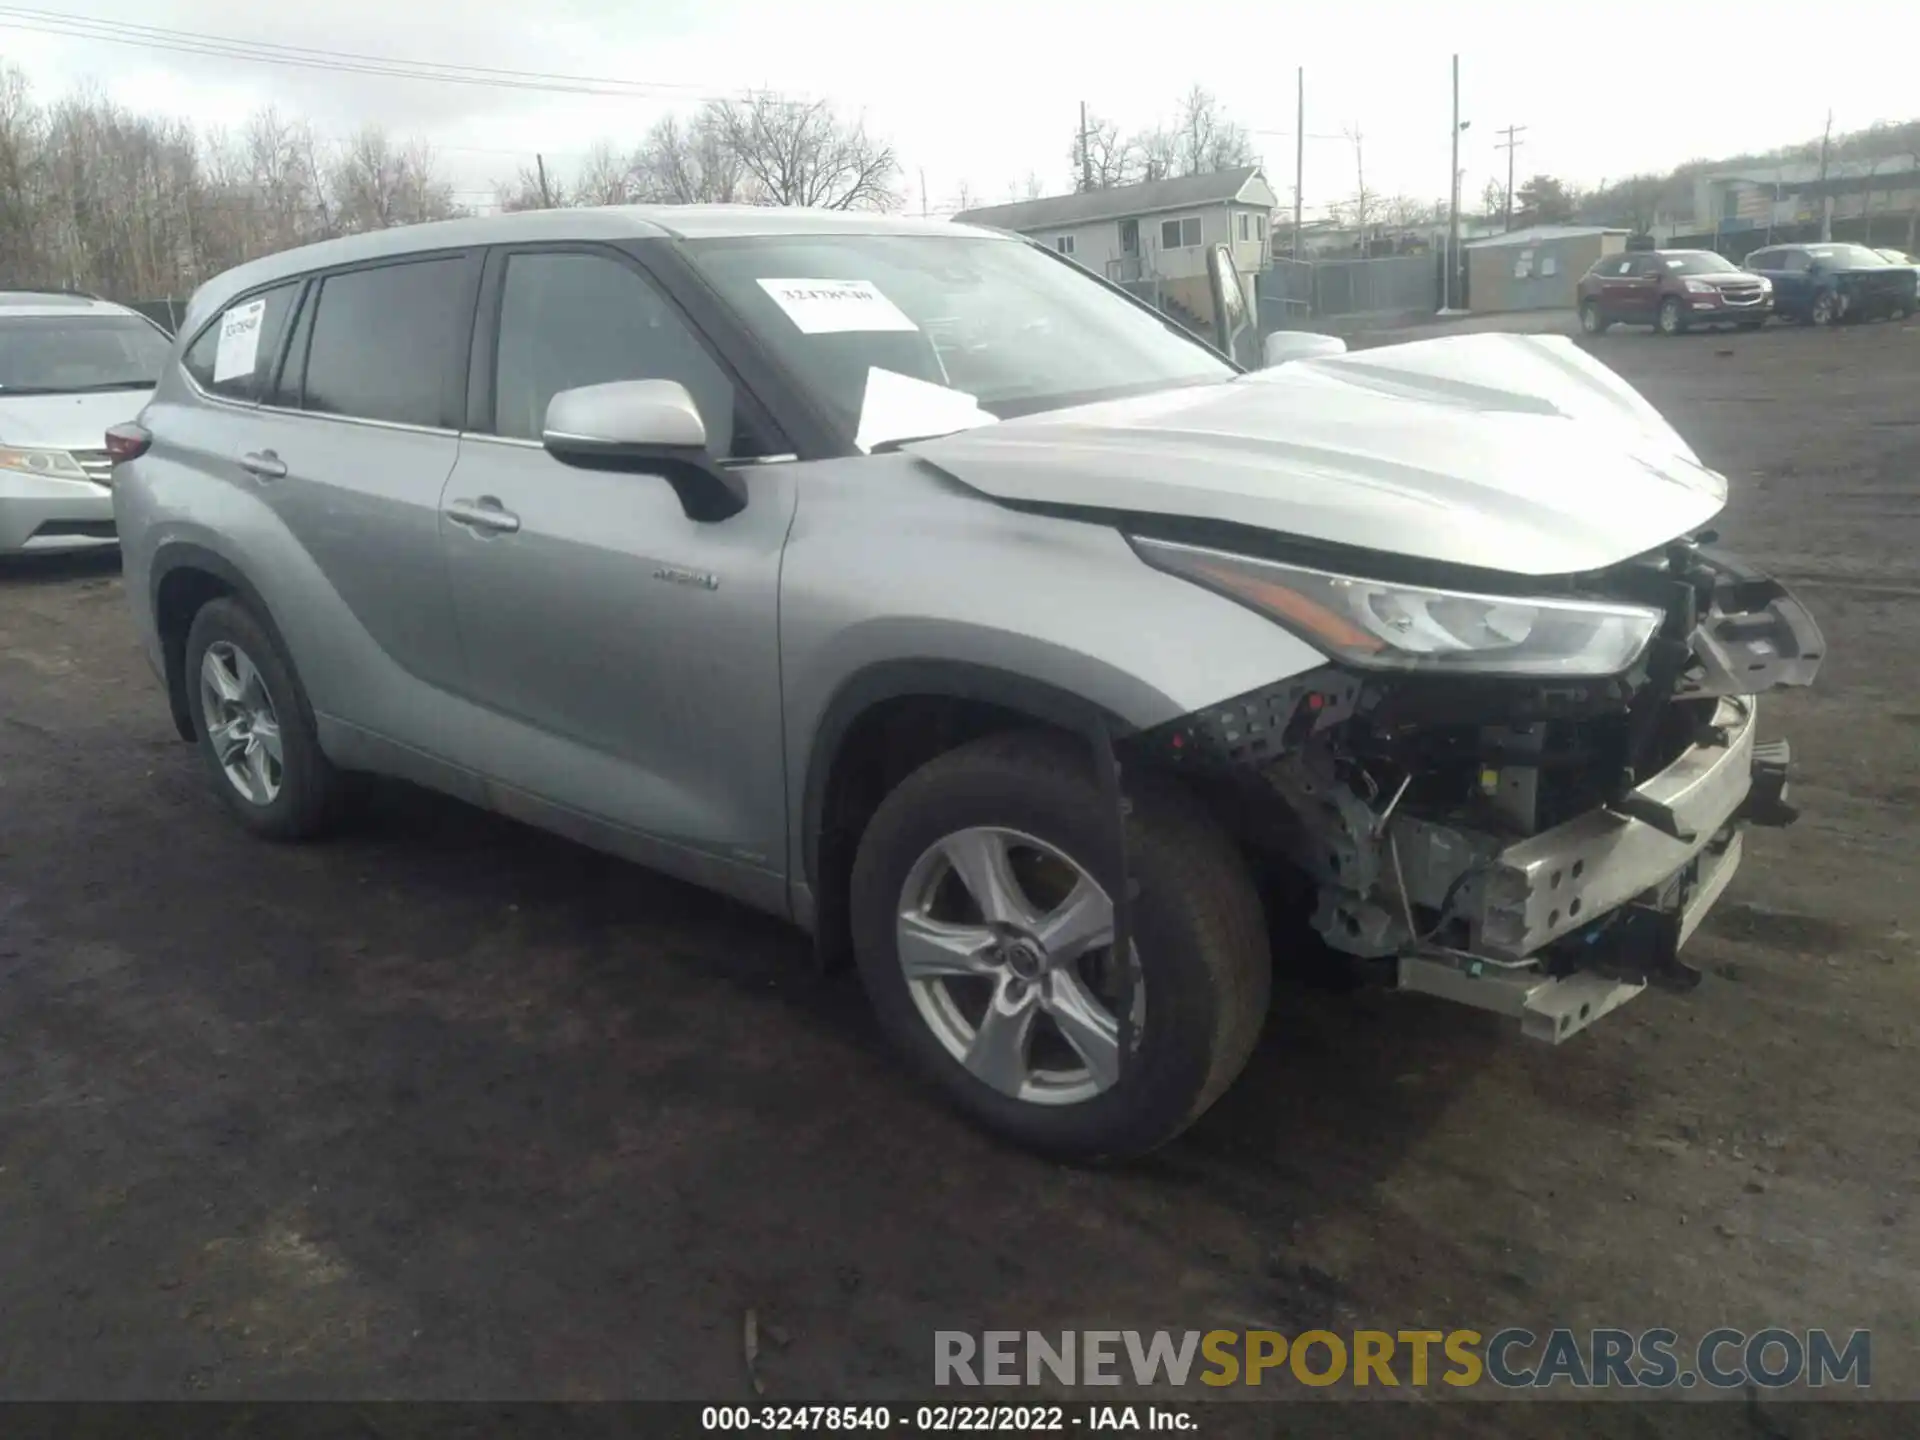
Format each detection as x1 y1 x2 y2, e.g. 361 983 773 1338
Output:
3 0 1913 217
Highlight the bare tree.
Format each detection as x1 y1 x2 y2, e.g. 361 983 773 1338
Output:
571 141 633 207
1174 86 1256 176
1480 176 1509 222
1067 110 1137 191
330 127 458 230
1132 125 1181 183
631 110 747 205
712 94 898 211
952 179 978 213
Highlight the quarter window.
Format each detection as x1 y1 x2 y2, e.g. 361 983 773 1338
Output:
491 249 777 458
300 256 472 427
181 282 299 402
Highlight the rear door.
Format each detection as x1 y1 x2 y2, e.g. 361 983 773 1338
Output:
437 242 799 879
236 250 482 733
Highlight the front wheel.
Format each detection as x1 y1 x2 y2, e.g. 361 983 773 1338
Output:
849 732 1271 1159
1657 296 1685 336
1810 291 1839 326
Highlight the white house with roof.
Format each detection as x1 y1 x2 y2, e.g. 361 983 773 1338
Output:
955 167 1278 327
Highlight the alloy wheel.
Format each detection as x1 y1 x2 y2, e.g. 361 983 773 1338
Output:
895 826 1142 1106
199 641 284 805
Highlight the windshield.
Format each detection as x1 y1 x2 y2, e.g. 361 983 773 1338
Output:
1661 252 1740 275
1876 249 1917 265
682 233 1234 447
1806 244 1889 269
0 314 170 394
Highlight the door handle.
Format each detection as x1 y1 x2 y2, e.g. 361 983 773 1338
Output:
445 497 521 534
240 449 287 480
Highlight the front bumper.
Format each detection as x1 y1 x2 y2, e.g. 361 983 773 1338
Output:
0 476 117 554
1685 296 1772 321
1390 697 1782 1042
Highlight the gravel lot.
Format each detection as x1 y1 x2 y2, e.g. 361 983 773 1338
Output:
2 317 1915 1427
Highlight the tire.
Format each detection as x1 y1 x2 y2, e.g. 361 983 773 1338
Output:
1579 301 1609 335
1809 291 1838 326
1656 296 1685 336
849 731 1270 1159
184 596 338 840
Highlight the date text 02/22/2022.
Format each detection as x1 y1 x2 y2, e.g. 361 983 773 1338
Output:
699 1405 1189 1431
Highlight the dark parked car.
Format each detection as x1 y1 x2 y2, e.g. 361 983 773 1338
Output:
1577 250 1773 336
1743 243 1916 325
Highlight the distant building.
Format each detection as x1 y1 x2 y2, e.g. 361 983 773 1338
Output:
1678 157 1920 244
956 167 1278 329
1465 225 1629 312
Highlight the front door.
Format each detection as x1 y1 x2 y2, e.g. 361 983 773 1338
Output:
1611 254 1661 321
438 245 798 884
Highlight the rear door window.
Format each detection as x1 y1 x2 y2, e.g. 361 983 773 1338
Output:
181 283 299 402
299 256 474 428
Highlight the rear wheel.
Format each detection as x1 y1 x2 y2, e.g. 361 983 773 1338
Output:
1810 291 1838 326
185 597 338 839
1656 296 1685 336
1579 301 1609 335
849 732 1270 1159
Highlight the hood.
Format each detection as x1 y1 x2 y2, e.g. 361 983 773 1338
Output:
0 389 152 451
909 333 1727 578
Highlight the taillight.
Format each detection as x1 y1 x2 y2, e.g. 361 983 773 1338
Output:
104 422 151 463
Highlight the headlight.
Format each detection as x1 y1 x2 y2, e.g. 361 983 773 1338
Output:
1131 538 1663 677
1755 276 1772 290
1683 279 1715 294
0 445 90 481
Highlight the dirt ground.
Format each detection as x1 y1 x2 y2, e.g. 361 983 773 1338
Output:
1 317 1916 1428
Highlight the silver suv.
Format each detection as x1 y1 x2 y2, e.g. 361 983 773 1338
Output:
113 208 1822 1157
0 290 172 554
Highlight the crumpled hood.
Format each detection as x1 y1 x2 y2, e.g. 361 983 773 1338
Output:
910 332 1727 577
0 389 151 451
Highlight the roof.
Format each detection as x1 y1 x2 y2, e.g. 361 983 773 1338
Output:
0 290 142 320
1465 224 1629 250
953 167 1271 234
1707 156 1920 187
185 204 1006 334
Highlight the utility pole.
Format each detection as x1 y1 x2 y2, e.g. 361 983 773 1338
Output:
1294 67 1305 259
1816 109 1834 240
535 153 553 209
919 167 928 218
1079 100 1093 191
1447 54 1460 309
1496 124 1526 231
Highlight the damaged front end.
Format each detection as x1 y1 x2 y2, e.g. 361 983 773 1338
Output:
1129 535 1824 1043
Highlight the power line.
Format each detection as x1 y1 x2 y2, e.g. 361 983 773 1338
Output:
0 5 809 106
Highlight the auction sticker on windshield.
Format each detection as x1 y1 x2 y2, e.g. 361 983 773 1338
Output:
213 298 266 383
757 278 918 334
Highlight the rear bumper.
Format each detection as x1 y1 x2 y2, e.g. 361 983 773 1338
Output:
0 477 117 554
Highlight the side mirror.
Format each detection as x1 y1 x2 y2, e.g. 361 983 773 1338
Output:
1206 242 1259 368
1804 260 1824 277
542 378 745 522
1262 331 1348 367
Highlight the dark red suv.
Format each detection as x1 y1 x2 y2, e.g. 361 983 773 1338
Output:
1578 250 1773 336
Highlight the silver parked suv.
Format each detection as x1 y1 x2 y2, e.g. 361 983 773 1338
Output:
1 290 172 554
114 207 1822 1157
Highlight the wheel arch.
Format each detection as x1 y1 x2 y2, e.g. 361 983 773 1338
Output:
798 659 1137 964
151 542 308 745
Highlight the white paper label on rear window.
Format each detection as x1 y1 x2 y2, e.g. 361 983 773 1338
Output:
756 278 918 334
212 298 267 383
